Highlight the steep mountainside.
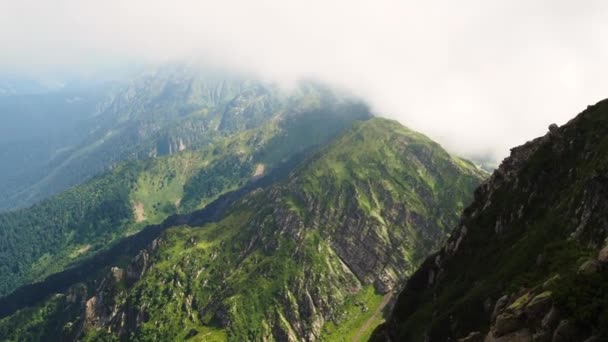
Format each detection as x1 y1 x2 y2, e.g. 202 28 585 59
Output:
0 87 370 297
0 65 346 210
374 99 608 341
0 118 485 342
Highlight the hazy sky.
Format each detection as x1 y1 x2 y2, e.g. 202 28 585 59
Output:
2 0 608 161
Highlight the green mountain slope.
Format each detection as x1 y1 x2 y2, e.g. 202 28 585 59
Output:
373 99 608 341
0 65 348 211
0 88 370 297
0 118 485 341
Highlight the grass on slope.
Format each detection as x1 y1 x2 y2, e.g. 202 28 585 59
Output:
96 118 484 341
0 102 365 298
321 286 385 342
0 116 485 342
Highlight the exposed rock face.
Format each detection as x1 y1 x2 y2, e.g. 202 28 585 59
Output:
0 118 484 342
494 312 524 337
77 238 162 338
577 259 599 275
375 99 608 341
597 243 608 264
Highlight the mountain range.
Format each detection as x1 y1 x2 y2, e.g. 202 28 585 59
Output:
1 65 606 342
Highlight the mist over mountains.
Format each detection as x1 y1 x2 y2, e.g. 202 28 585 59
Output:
4 1 608 161
1 2 608 341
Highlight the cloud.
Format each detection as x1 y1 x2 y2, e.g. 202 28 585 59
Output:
1 0 608 161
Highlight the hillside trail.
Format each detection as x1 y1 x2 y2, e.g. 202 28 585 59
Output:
352 291 393 341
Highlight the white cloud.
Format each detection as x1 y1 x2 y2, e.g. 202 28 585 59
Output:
1 0 607 161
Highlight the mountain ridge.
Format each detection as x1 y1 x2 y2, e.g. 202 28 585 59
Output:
0 66 360 211
0 80 371 297
0 117 485 341
373 99 608 341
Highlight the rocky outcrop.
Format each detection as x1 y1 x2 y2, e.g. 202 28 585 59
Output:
376 99 608 341
72 238 162 340
479 290 560 342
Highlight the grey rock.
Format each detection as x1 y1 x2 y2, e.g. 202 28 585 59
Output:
110 267 125 283
525 292 552 321
577 259 599 275
126 250 149 282
492 295 510 321
548 124 559 134
495 312 523 337
541 306 560 331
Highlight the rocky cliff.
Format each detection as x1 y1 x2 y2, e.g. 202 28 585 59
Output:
373 99 608 342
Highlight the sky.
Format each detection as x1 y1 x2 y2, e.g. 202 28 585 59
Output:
1 0 608 162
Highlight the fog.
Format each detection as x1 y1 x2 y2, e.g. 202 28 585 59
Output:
2 0 608 161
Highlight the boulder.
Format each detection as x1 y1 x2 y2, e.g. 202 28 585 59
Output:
110 266 125 283
494 312 523 337
541 306 560 331
577 260 599 275
548 124 559 134
598 243 608 264
524 291 552 320
492 295 510 321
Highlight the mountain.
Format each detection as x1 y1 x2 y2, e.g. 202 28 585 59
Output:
0 82 111 209
0 65 356 211
0 81 371 297
373 100 608 341
0 118 485 341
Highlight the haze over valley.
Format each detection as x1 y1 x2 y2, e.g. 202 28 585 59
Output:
1 1 608 341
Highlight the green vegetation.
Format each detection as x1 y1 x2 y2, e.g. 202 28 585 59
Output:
383 99 608 341
118 118 483 341
0 290 84 342
0 117 485 341
321 286 386 342
0 165 138 295
0 82 371 297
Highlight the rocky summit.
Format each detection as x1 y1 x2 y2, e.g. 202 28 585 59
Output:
373 99 608 342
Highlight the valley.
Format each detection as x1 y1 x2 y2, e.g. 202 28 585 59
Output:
3 66 607 342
